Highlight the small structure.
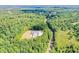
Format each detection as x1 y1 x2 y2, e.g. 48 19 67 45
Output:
21 30 43 39
32 30 43 38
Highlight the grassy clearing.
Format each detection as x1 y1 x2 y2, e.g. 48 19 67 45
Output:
56 30 70 48
56 30 79 49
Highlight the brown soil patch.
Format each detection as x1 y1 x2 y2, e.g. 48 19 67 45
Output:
21 31 32 39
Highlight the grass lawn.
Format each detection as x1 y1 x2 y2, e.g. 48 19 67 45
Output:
56 30 79 49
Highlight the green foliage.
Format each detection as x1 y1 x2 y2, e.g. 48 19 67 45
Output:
0 9 52 53
50 9 79 53
0 7 79 53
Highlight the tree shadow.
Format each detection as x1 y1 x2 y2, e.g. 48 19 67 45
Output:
31 24 44 30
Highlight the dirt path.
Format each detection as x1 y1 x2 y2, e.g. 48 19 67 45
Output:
46 39 52 53
45 18 56 53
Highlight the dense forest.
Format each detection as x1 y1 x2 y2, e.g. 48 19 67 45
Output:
0 6 79 53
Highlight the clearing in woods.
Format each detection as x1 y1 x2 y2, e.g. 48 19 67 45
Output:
21 30 43 39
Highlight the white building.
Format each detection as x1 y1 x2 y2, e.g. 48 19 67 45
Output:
21 30 43 39
31 30 43 38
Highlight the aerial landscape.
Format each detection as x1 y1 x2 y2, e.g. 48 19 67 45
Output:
0 5 79 53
